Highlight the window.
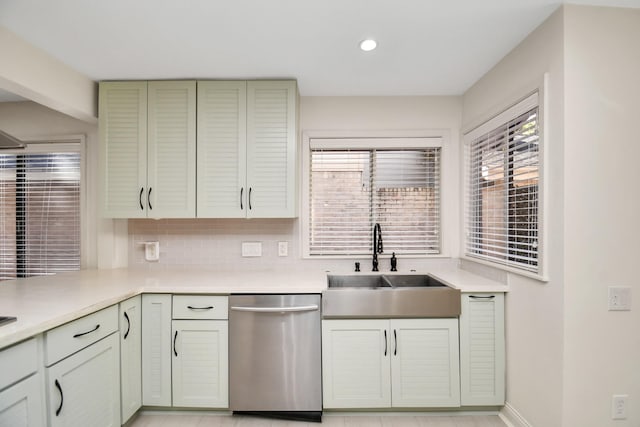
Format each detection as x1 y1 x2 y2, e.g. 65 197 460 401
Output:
464 93 541 274
0 143 81 280
305 137 441 257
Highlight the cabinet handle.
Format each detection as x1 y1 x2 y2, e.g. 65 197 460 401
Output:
384 330 388 356
148 187 153 210
187 305 213 311
123 312 130 340
54 379 63 416
248 187 252 210
73 324 100 338
469 295 495 300
173 330 178 357
394 329 398 356
139 187 144 210
240 188 244 210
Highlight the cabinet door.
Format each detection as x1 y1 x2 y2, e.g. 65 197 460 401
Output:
46 333 120 427
120 295 142 423
322 319 391 408
246 81 298 218
460 293 505 406
197 81 247 218
171 320 228 408
147 81 197 218
99 81 147 218
390 319 460 408
0 374 45 427
141 294 172 406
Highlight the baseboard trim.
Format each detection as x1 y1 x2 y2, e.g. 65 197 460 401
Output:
499 402 533 427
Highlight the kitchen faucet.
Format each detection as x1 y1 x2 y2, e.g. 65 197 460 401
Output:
372 223 383 271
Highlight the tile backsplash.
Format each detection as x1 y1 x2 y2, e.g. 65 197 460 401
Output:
128 218 457 273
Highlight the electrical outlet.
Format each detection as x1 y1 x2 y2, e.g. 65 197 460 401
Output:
241 242 262 257
608 287 632 311
278 241 288 257
612 395 628 419
144 241 159 262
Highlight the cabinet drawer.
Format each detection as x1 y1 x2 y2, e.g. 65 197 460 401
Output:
45 305 118 366
172 295 228 319
0 338 38 390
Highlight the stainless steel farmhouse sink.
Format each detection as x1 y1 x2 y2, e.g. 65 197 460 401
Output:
323 274 461 318
326 275 392 289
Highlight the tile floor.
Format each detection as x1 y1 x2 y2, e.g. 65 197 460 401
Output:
128 413 508 427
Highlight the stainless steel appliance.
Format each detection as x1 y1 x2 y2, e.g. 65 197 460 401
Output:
229 294 322 421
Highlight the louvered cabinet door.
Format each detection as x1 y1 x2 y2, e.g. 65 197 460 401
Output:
99 81 147 218
119 296 141 424
147 81 197 218
197 81 247 218
246 81 298 218
171 320 228 408
459 293 505 406
322 319 391 408
390 319 460 407
141 294 172 407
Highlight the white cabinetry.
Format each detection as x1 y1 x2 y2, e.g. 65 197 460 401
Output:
99 80 196 218
44 307 120 427
119 295 142 423
141 294 172 406
171 295 228 408
322 318 460 409
459 293 505 406
197 80 298 218
0 338 44 427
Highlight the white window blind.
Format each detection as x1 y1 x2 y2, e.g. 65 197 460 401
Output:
465 99 540 273
0 149 81 280
309 140 441 256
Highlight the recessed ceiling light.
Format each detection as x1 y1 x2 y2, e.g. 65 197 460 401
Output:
359 39 377 52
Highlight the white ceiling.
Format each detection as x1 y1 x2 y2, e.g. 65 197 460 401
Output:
1 0 640 97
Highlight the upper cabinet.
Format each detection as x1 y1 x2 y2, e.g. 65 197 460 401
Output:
100 79 297 219
197 80 298 218
99 81 197 218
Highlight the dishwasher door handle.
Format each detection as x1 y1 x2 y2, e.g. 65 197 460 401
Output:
230 305 319 313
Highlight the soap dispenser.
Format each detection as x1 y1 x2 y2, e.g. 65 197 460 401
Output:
390 252 397 271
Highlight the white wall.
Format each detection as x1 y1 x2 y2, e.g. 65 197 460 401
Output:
562 6 640 426
462 8 565 427
128 96 463 273
0 27 97 123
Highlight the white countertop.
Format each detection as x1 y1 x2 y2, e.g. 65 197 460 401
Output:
0 266 507 350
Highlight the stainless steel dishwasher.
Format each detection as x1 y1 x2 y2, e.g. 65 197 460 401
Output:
229 294 322 422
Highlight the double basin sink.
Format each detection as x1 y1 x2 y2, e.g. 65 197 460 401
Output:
322 274 461 318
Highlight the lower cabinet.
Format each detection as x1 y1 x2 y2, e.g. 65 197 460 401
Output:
120 295 142 423
141 294 229 409
0 374 44 427
322 318 460 409
171 320 228 407
0 338 44 427
45 333 120 427
459 292 505 406
141 294 172 406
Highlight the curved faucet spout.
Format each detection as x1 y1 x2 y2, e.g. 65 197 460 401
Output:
372 223 383 271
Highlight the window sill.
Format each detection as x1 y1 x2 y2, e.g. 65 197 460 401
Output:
461 255 549 283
